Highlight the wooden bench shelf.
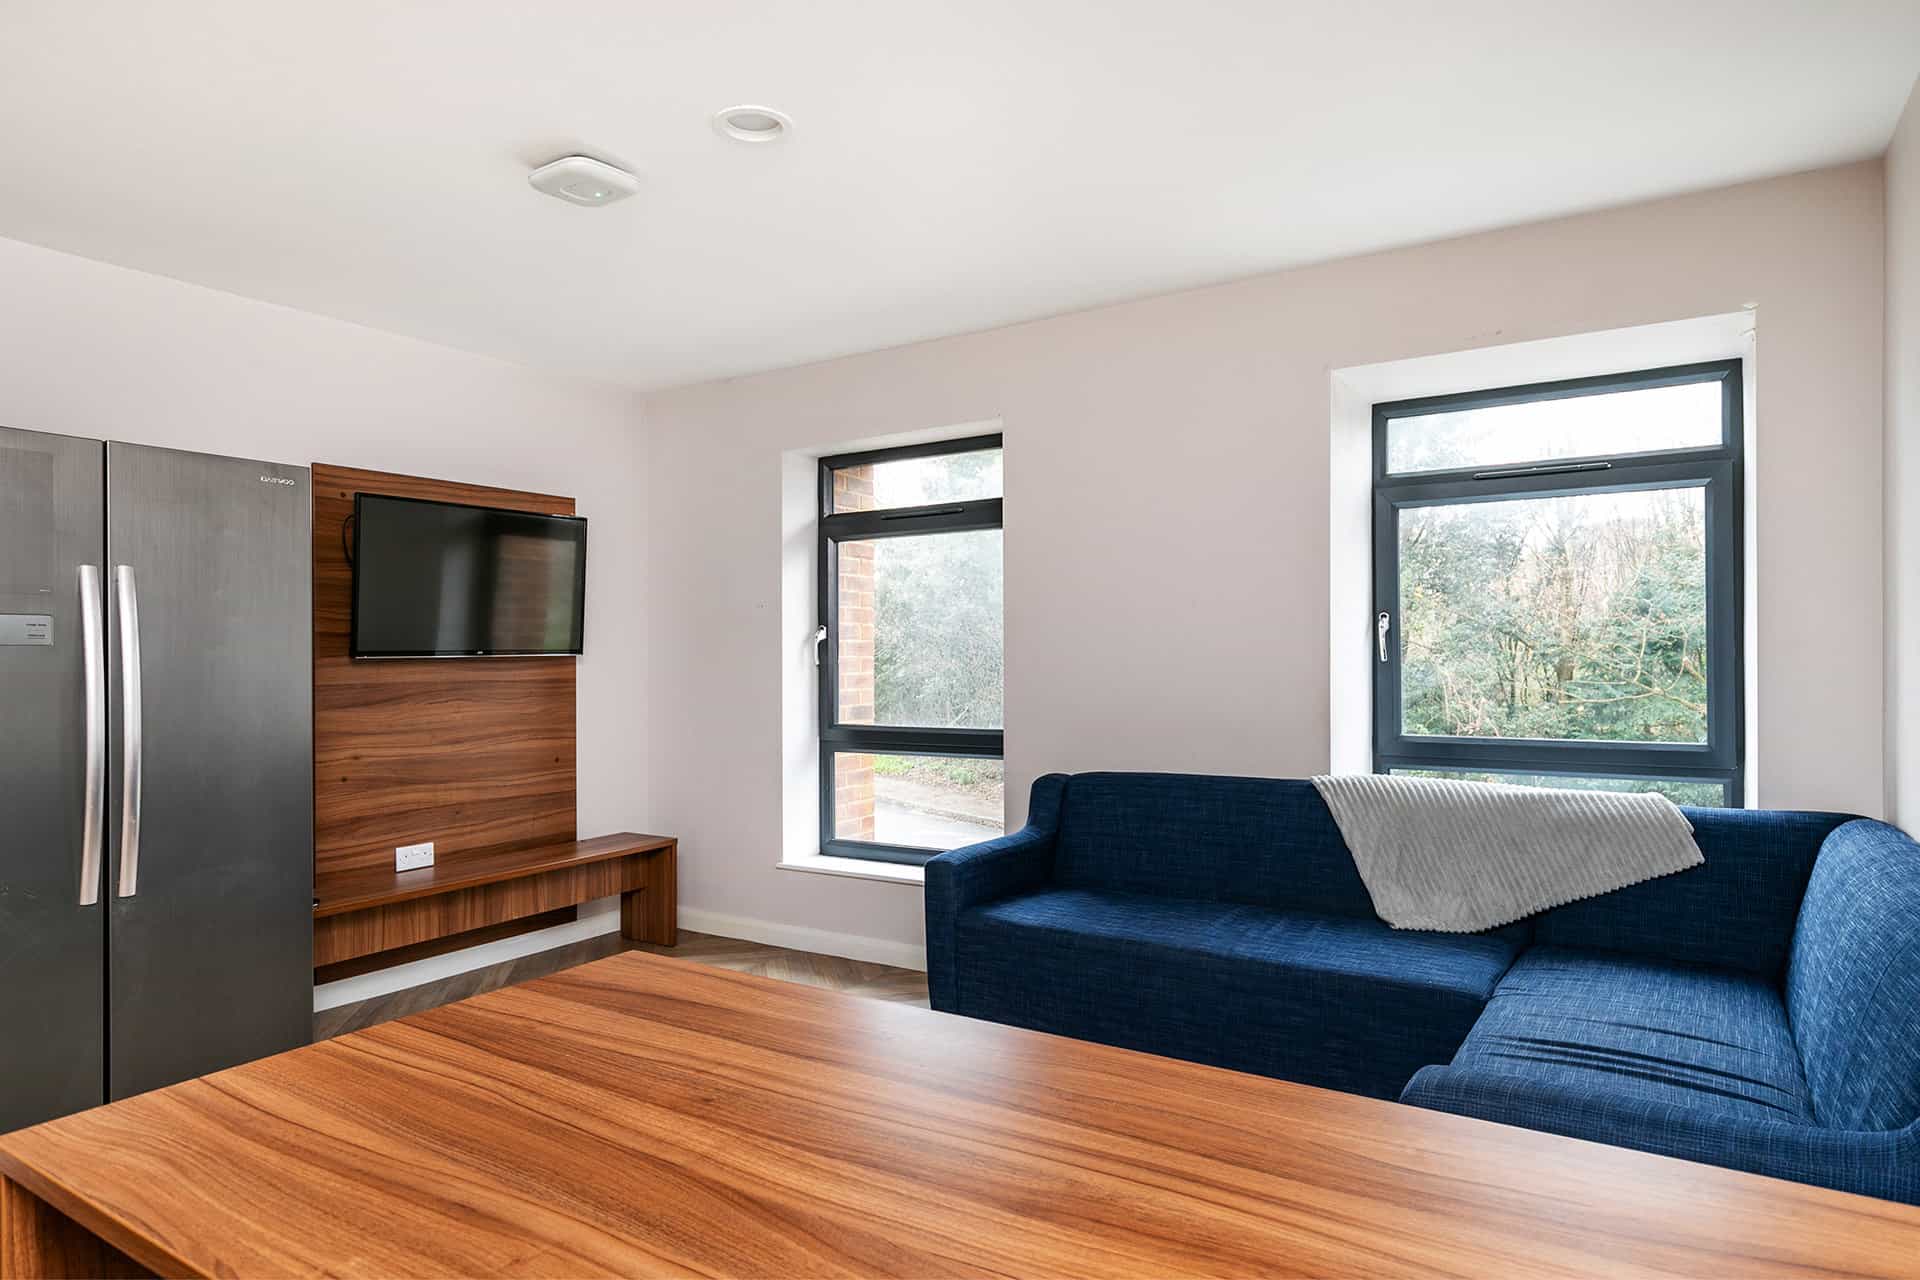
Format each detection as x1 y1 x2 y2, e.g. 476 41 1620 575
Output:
314 834 675 916
313 833 676 976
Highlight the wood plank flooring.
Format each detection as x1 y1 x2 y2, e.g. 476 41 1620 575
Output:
313 929 928 1040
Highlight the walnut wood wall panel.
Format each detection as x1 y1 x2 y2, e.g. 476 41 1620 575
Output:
310 464 577 881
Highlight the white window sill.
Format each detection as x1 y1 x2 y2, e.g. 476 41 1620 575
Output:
778 854 926 886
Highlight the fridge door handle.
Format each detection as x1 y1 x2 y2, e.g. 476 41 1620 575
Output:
78 565 106 906
115 565 143 899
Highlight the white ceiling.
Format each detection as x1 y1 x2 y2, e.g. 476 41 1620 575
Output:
3 2 1916 391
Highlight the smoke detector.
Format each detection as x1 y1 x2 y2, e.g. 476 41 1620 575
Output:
528 155 639 207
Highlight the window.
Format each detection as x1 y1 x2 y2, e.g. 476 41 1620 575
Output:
819 436 1003 863
1372 361 1743 806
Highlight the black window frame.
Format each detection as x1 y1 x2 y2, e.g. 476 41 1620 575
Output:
818 433 1004 864
1372 360 1745 806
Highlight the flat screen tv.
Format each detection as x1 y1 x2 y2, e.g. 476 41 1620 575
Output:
350 493 587 658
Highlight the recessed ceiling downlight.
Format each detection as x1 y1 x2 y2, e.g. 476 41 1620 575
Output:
714 104 792 143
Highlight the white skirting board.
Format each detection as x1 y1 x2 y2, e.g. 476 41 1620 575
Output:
676 907 928 972
312 900 927 1013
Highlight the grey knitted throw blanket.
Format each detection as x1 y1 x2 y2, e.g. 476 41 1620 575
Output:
1310 774 1701 932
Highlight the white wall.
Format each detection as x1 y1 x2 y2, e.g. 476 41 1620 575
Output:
0 236 653 990
1889 79 1920 824
644 161 1887 960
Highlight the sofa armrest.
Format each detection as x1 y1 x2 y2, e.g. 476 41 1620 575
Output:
924 773 1066 1012
1786 818 1920 1132
1402 1064 1920 1205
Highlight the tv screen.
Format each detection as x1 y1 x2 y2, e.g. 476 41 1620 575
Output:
350 494 586 658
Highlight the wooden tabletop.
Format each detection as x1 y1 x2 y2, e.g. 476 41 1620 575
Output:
2 951 1916 1278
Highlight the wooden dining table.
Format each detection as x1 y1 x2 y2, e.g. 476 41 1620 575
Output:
2 949 1917 1278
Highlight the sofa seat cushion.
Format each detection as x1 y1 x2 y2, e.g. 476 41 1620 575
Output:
951 887 1521 1100
1415 946 1814 1123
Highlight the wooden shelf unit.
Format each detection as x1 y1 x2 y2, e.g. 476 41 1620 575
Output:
313 834 676 974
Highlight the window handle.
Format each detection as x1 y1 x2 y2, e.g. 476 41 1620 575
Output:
813 624 828 666
1377 611 1391 664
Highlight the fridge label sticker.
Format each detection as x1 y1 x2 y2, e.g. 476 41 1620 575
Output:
0 614 52 645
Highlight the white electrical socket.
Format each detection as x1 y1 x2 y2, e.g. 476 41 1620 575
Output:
395 841 435 872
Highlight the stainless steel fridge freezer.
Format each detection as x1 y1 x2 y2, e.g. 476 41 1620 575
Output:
1 428 313 1131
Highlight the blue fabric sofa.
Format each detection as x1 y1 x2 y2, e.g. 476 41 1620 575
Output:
924 771 1920 1203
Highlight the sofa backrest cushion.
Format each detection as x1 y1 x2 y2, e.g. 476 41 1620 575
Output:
1786 820 1920 1132
1526 807 1852 978
1051 773 1378 918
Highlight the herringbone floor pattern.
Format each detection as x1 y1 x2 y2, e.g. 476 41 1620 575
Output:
313 929 930 1041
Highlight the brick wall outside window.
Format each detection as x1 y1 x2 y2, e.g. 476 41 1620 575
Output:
831 466 877 840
